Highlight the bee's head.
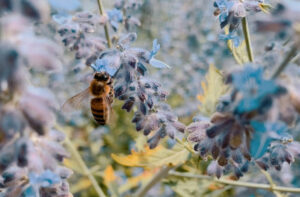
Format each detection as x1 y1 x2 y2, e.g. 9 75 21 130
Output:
94 72 110 82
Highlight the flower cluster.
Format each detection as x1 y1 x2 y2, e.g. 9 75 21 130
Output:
213 0 268 46
91 33 185 148
0 1 72 196
187 65 299 178
110 0 143 31
0 0 49 21
54 0 143 67
54 12 107 65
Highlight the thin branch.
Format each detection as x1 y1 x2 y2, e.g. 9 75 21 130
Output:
64 137 107 197
260 170 284 197
168 171 300 193
134 166 173 197
242 17 254 62
97 0 112 48
271 45 298 79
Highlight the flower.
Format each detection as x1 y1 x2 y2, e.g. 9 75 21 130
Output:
229 66 286 114
149 39 171 69
188 65 293 178
108 8 123 31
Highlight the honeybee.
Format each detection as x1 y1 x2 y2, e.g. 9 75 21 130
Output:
62 72 114 125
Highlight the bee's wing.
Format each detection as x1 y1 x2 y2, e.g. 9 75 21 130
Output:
61 87 91 114
105 95 114 124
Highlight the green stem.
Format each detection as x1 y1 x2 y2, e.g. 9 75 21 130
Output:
271 45 297 79
260 170 284 197
97 0 112 48
175 137 197 154
260 169 275 189
64 137 107 197
134 166 173 197
169 171 300 193
242 17 254 62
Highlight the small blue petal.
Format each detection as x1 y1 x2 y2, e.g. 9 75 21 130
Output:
107 8 123 31
93 59 118 76
232 37 240 47
219 12 228 23
29 170 61 187
219 33 240 46
23 186 36 197
149 58 171 69
150 39 161 59
231 66 284 113
216 0 234 10
250 121 291 159
52 14 72 25
108 8 123 22
48 0 81 12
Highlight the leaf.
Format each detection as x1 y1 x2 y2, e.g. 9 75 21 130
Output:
135 134 148 152
111 143 190 168
164 177 211 197
119 168 158 194
165 176 231 197
103 165 117 186
259 3 272 14
224 27 249 65
70 178 92 194
103 165 119 197
197 64 228 116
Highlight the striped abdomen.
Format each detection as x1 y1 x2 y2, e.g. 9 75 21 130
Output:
91 96 109 125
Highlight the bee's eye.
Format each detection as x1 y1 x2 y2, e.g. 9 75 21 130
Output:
104 74 109 81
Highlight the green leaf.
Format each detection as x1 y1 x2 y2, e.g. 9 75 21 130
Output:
164 177 210 197
118 168 157 194
165 176 232 197
134 134 148 152
197 64 228 116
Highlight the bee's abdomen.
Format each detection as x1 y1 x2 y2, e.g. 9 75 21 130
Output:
91 97 108 125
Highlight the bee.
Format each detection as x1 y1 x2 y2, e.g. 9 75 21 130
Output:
62 72 114 125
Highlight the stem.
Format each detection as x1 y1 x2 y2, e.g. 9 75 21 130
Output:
169 171 300 193
175 137 197 154
97 0 112 48
134 166 173 197
242 17 254 62
271 45 297 79
64 137 106 197
260 169 275 189
260 170 284 197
